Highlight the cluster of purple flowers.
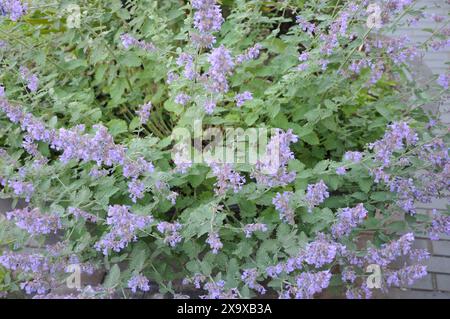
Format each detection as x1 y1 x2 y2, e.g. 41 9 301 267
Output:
136 102 152 124
365 232 415 267
369 121 418 167
305 180 329 212
7 179 34 202
341 267 357 283
191 0 224 48
19 66 39 92
266 254 304 278
156 221 182 247
385 265 428 287
272 191 295 224
243 223 268 238
200 280 238 299
419 138 449 167
20 277 50 295
280 271 331 299
176 53 197 81
0 98 158 202
68 207 98 223
331 204 368 238
0 0 27 21
174 93 191 106
120 33 156 52
241 268 266 294
252 129 298 188
296 16 315 36
209 162 245 196
0 251 50 273
235 91 252 107
437 73 449 90
345 282 373 299
6 207 62 235
206 232 223 254
335 166 347 175
344 151 363 163
95 205 153 255
182 273 206 289
428 209 450 241
297 52 310 71
383 36 418 65
128 274 150 293
123 156 155 179
235 44 262 64
128 178 146 203
204 45 235 95
388 177 419 214
303 234 343 268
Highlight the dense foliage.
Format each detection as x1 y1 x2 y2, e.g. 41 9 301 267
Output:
0 0 449 299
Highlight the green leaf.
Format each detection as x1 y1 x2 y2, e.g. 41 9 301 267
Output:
358 178 373 193
103 264 121 288
119 52 142 67
302 132 320 145
107 119 128 137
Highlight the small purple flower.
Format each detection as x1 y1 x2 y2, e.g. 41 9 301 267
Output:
204 99 216 114
136 102 152 124
157 221 182 247
68 207 98 223
243 223 268 238
128 179 146 203
19 67 39 92
128 274 150 293
273 191 295 224
174 93 191 106
344 151 363 163
429 210 450 240
120 33 138 49
200 280 238 299
209 162 245 196
437 74 449 90
241 268 266 294
120 33 156 52
318 59 329 70
305 180 329 212
235 91 253 107
336 166 347 175
299 52 309 62
8 180 34 202
296 16 315 35
252 129 298 187
206 45 234 93
331 204 367 238
1 0 28 21
236 43 262 64
206 232 223 254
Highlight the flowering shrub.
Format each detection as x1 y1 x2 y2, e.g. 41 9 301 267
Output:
0 0 449 299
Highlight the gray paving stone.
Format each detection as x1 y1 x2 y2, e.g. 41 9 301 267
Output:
424 256 450 274
407 274 434 291
436 274 450 292
384 288 450 299
414 239 430 250
432 241 450 257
